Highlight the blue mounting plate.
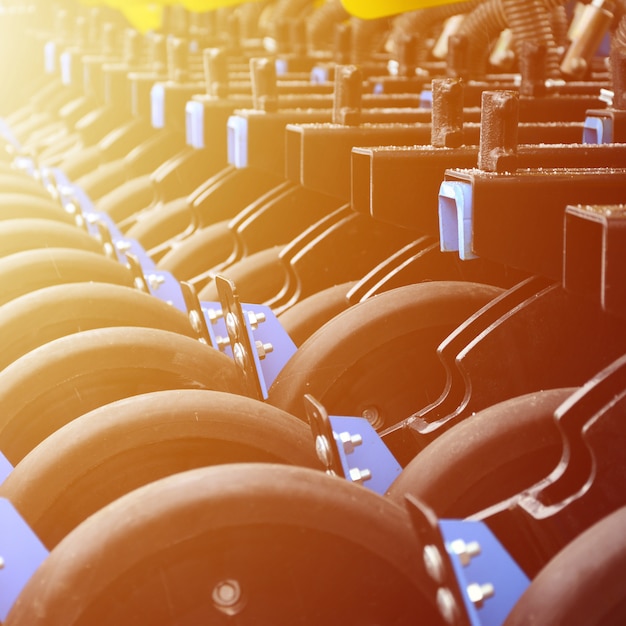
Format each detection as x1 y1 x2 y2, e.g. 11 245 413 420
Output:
0 498 49 621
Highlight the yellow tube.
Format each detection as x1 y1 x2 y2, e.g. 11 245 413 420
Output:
340 0 474 19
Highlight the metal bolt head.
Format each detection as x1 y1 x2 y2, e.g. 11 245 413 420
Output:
423 544 446 584
348 467 372 483
449 539 481 566
247 310 266 329
133 276 148 292
146 274 166 289
188 310 203 334
115 240 132 253
437 587 459 624
255 340 273 360
337 431 363 455
361 405 383 430
232 342 247 370
215 335 230 351
102 241 116 259
466 582 495 608
226 311 239 337
212 579 245 616
205 308 223 324
315 434 332 468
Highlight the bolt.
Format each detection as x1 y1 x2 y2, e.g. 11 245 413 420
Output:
212 579 245 616
423 544 446 584
348 467 371 483
45 183 58 199
361 406 383 430
63 200 78 215
133 276 148 292
226 311 239 337
115 240 132 253
436 587 459 624
215 335 230 351
255 341 273 360
315 434 333 468
188 310 203 334
337 431 363 455
204 308 223 324
232 342 247 370
466 582 495 608
448 539 481 566
102 241 115 259
146 274 166 290
246 310 266 329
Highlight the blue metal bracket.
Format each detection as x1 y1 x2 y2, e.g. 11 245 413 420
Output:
438 180 478 260
60 50 72 86
0 119 21 153
227 115 248 168
42 167 188 311
185 100 205 149
310 65 331 84
583 113 613 144
420 88 433 109
12 156 37 176
44 40 56 74
405 494 529 626
0 451 13 486
151 83 166 129
440 519 530 626
213 275 297 399
0 498 49 621
275 58 288 76
304 395 402 495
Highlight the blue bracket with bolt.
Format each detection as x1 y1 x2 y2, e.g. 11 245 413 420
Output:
0 498 49 621
408 495 529 626
438 180 478 261
440 519 529 626
213 275 297 399
41 167 188 311
304 395 402 495
10 165 296 398
328 415 402 494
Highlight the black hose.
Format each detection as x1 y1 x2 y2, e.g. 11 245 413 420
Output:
501 0 562 77
308 0 349 52
388 1 481 63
